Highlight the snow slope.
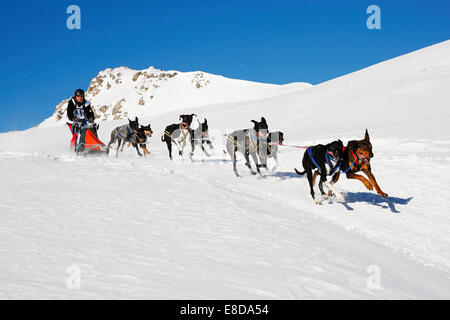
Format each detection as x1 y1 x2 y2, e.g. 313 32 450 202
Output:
1 40 449 299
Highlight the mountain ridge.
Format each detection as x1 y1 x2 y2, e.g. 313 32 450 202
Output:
39 66 311 128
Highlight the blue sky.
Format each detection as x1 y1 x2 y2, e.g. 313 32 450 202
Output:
1 0 449 132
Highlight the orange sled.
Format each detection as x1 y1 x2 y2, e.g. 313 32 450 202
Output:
67 122 106 154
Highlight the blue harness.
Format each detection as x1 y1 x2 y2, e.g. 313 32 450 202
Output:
341 161 355 174
116 126 132 140
307 147 341 175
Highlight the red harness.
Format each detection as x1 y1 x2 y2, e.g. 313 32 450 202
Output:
351 149 369 166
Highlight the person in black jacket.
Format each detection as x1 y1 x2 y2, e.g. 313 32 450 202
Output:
67 89 98 152
67 89 95 124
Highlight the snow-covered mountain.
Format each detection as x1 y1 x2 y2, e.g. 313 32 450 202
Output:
1 40 450 299
39 66 311 127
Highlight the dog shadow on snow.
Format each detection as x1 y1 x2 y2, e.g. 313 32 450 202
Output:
340 192 413 213
266 171 302 180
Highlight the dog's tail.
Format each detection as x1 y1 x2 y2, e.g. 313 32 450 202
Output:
294 168 306 176
161 134 165 142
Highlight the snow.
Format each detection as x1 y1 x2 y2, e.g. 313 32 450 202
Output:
1 40 450 299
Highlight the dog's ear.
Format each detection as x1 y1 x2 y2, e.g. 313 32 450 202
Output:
364 129 370 142
338 139 343 145
191 114 197 117
204 118 207 124
261 117 267 124
135 116 138 122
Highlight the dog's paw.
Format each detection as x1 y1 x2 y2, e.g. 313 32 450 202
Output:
365 183 374 191
322 194 328 200
379 192 388 198
250 171 257 175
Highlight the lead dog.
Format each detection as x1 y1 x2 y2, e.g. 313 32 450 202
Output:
340 129 388 198
161 114 196 160
226 117 268 177
294 140 345 204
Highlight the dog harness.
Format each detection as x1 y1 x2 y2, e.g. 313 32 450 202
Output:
116 125 133 140
248 131 261 153
177 124 190 143
307 147 340 175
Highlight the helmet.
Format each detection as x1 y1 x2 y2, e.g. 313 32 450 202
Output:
74 89 85 97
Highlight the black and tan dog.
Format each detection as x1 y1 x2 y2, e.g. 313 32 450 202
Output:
258 131 284 171
161 114 196 160
340 129 388 198
191 118 213 157
295 140 345 204
124 123 153 156
137 124 153 156
226 117 269 177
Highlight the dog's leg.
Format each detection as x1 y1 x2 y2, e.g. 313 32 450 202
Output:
312 170 320 187
306 170 320 204
166 139 173 160
318 173 328 199
201 143 211 157
189 132 194 159
133 143 142 157
326 172 344 200
141 144 149 156
244 151 256 175
362 166 388 198
232 152 239 177
116 138 122 158
327 172 339 196
250 152 263 176
346 172 374 191
176 139 184 156
258 155 268 170
106 135 115 156
227 139 240 177
325 173 344 201
272 153 279 171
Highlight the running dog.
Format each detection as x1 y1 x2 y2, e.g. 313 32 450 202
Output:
106 117 143 157
161 114 196 160
258 131 284 171
137 124 153 156
226 117 269 177
294 140 345 204
124 123 153 156
340 129 388 198
191 118 213 157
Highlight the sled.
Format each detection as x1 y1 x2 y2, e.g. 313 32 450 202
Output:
67 122 107 155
